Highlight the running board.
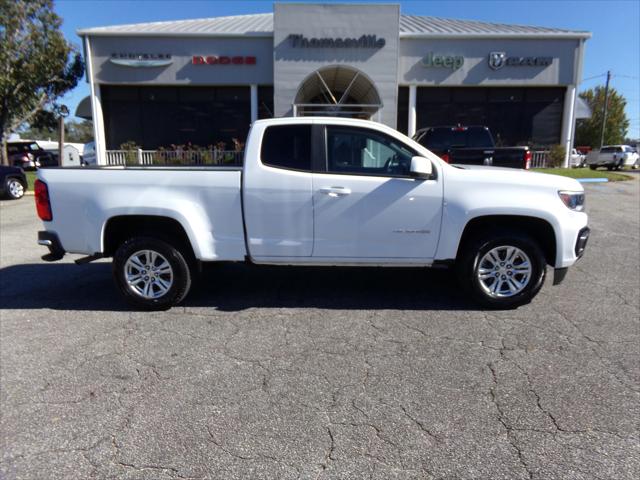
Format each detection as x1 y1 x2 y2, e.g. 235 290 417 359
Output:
75 253 104 265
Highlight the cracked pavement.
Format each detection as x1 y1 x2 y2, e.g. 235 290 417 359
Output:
1 177 639 479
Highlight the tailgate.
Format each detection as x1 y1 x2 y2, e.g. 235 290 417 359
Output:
450 147 527 169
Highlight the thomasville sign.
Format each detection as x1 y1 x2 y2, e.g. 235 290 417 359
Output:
288 34 386 48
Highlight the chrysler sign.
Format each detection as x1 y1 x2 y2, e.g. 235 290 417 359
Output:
489 52 552 70
110 53 172 68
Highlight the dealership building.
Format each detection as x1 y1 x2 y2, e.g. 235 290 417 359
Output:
76 3 591 165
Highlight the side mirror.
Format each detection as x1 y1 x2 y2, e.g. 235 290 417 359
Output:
410 156 432 179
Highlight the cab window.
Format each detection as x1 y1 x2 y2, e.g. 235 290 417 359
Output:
261 125 311 171
325 126 416 177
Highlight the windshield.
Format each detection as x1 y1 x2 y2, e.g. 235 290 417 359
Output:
420 127 494 150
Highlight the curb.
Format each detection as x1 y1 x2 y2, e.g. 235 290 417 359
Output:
577 178 609 183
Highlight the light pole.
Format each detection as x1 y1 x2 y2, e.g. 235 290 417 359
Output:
599 71 611 149
57 105 69 166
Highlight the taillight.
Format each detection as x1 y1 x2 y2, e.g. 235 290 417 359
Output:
524 150 532 170
34 180 52 221
441 153 450 163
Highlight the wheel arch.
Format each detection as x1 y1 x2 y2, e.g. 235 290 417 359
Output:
102 215 197 262
456 215 557 266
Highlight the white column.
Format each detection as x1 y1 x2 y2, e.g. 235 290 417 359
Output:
250 84 258 123
560 85 576 168
408 85 417 137
84 36 107 165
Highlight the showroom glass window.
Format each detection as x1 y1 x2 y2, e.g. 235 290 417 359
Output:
413 87 564 147
325 126 415 177
101 86 251 150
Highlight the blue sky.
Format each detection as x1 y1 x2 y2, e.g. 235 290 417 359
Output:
56 0 640 138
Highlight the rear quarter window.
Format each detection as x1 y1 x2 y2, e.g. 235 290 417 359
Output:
261 125 311 171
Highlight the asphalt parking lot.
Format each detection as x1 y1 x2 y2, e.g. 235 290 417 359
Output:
1 177 639 480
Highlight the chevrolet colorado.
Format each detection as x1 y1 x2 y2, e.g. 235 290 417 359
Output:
35 117 590 310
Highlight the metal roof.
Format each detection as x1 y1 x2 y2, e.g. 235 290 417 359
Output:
399 15 590 38
77 13 274 37
77 12 590 39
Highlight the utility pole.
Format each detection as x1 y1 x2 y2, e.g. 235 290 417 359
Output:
599 70 611 149
57 105 69 166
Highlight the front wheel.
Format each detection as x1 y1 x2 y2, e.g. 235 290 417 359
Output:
589 165 597 170
5 177 25 200
457 230 546 309
113 237 192 310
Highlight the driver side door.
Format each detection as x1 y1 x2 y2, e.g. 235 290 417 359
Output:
312 125 443 261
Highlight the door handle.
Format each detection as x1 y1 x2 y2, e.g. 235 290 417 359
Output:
319 186 351 197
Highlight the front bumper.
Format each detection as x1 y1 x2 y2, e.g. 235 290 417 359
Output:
553 226 590 285
575 227 590 259
38 231 65 261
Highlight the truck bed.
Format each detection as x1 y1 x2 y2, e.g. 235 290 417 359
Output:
37 166 246 261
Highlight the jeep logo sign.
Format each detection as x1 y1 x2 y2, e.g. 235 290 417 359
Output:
489 51 553 70
192 56 257 65
422 52 464 70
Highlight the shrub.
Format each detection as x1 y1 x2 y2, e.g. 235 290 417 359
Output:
547 144 566 168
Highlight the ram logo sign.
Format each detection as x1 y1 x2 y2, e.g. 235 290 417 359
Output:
488 52 553 70
488 51 507 70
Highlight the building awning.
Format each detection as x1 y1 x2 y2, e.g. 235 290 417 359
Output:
75 96 92 120
575 96 592 119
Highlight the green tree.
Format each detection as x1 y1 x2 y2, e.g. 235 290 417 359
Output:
575 86 630 148
0 0 84 165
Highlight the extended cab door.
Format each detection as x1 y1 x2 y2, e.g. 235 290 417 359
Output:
243 123 314 258
312 125 443 260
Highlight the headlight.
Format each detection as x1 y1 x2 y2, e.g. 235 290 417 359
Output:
558 190 585 211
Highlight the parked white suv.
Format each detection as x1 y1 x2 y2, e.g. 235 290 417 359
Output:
587 145 639 170
35 117 590 310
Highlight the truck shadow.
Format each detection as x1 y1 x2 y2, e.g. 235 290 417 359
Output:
0 262 479 312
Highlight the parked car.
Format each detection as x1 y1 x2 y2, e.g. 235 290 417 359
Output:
413 125 531 169
587 145 639 170
0 165 28 200
82 141 96 165
35 117 589 310
7 141 56 170
570 148 586 168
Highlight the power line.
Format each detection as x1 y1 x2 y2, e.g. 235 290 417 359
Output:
580 73 606 83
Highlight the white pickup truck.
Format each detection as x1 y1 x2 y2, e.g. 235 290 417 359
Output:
587 145 639 170
35 117 590 310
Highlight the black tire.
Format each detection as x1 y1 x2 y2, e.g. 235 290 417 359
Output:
456 229 546 309
589 165 597 170
607 165 614 171
113 236 192 310
4 177 25 200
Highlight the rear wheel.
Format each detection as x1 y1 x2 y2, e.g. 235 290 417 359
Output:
457 230 546 309
113 237 192 310
5 178 25 200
